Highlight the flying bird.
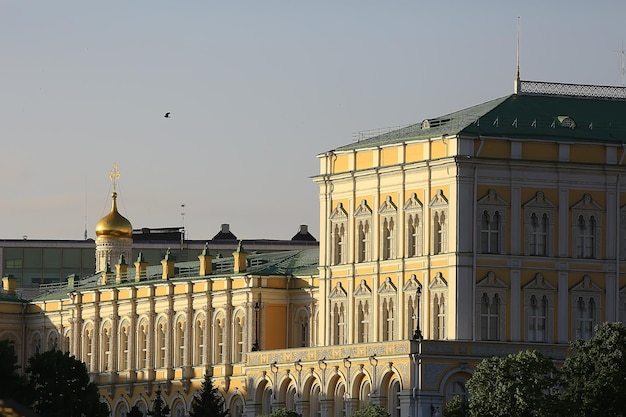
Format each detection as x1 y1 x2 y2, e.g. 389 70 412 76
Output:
164 112 171 118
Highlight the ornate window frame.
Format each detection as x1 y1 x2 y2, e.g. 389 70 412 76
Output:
403 274 422 339
476 189 508 254
571 193 603 259
353 280 372 343
329 283 348 345
429 272 448 340
379 197 398 260
523 192 556 257
429 190 449 255
354 200 373 263
475 271 508 341
404 193 423 258
378 277 397 341
329 203 348 265
523 273 555 343
570 275 602 340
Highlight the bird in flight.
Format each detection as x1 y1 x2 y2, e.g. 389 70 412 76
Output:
164 112 171 118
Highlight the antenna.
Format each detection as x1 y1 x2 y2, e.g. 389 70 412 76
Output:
514 17 521 93
621 41 625 87
181 204 186 244
84 176 88 240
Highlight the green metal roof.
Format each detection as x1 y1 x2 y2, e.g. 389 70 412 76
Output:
336 91 626 152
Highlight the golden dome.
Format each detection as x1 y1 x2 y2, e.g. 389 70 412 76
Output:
95 192 133 238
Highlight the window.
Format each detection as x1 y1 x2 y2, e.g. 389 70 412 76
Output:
100 327 111 372
354 200 372 262
157 321 166 368
357 220 371 262
429 272 448 340
528 295 547 342
214 316 225 364
429 190 448 255
475 272 507 341
119 323 130 370
434 295 446 339
357 300 369 343
571 275 601 340
476 189 508 254
523 273 555 343
137 321 148 369
194 317 205 365
330 203 348 265
523 192 556 257
381 298 394 341
379 196 397 260
332 303 346 345
174 320 185 367
293 309 310 348
571 194 602 259
233 313 244 362
480 293 500 340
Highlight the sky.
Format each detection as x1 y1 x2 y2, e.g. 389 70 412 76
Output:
2 1 626 241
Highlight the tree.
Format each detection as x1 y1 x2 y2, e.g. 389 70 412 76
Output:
0 339 30 405
560 321 626 417
26 350 109 417
189 372 228 417
442 395 468 417
466 349 559 417
350 404 391 417
147 387 170 417
259 408 302 417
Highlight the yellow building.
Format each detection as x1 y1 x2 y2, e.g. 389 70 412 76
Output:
2 77 626 417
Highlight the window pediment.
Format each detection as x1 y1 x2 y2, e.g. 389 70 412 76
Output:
571 193 603 212
429 190 448 208
379 196 397 214
354 200 372 217
523 191 556 209
329 282 347 299
330 203 348 221
353 280 372 297
403 193 423 211
523 273 556 291
429 272 448 289
377 277 397 294
403 274 422 292
477 271 508 288
571 275 602 293
477 189 509 207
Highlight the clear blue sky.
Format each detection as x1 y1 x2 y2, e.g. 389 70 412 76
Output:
2 1 626 241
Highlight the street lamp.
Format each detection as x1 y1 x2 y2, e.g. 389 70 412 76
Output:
251 301 260 351
412 286 423 341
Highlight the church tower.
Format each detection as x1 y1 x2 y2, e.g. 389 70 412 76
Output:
95 164 133 273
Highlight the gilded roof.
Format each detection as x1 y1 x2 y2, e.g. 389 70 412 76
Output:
95 192 133 238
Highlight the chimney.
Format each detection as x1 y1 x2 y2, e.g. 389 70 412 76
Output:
198 242 213 276
101 263 112 285
2 275 16 295
134 252 147 282
161 248 176 280
115 254 128 284
233 241 247 273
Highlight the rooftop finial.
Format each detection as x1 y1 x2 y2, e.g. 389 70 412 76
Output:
109 163 120 193
515 17 521 93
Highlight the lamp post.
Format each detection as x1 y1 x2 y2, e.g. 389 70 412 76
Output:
412 286 423 341
251 301 260 351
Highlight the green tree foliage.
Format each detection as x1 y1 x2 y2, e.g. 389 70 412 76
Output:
189 372 228 417
147 388 170 417
350 404 391 417
0 339 30 405
26 350 109 417
259 408 302 417
560 322 626 417
466 349 558 417
442 395 468 417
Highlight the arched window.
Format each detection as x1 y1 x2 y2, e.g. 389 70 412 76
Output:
233 313 244 362
137 321 148 369
174 319 185 367
119 324 130 370
194 317 205 365
480 293 500 340
156 320 167 368
528 295 547 342
214 315 225 364
357 300 369 343
382 298 394 341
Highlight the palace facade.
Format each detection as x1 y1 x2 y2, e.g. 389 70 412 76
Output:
2 76 626 417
